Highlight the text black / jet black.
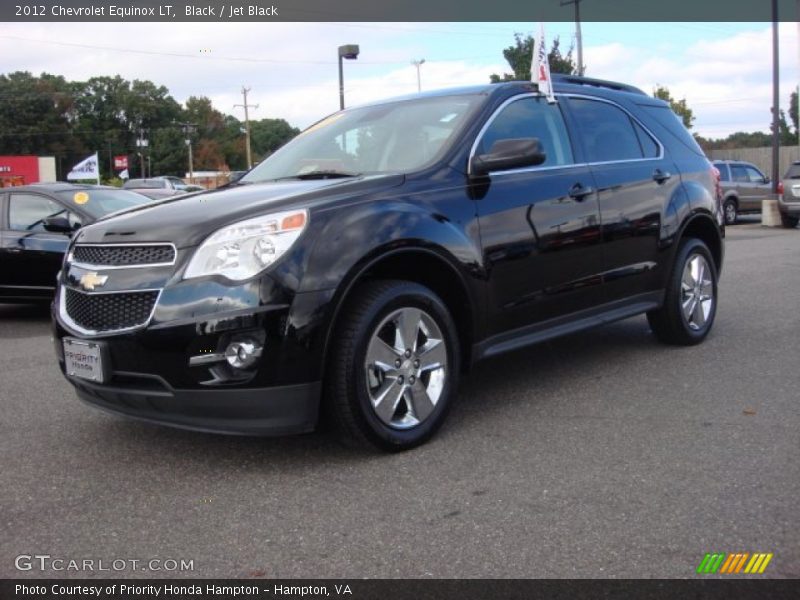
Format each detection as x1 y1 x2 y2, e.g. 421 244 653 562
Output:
53 75 724 451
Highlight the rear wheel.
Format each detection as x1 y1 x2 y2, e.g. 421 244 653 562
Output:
780 213 799 229
327 280 460 451
648 238 718 346
723 199 737 225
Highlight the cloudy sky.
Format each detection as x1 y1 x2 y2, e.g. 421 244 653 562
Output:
0 21 798 139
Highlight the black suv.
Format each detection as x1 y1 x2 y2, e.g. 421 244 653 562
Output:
53 76 724 451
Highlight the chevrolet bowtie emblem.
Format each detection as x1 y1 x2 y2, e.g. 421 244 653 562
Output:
79 272 108 291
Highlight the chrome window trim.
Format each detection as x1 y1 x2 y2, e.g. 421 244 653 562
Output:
68 242 177 270
467 92 666 178
59 286 162 337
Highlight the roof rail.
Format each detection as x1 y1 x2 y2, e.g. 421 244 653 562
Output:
551 74 647 96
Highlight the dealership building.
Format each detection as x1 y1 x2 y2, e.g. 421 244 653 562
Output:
0 155 57 187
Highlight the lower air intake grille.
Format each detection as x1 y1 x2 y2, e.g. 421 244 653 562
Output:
65 288 158 332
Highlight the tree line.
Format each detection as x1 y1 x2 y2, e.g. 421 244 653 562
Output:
0 71 299 180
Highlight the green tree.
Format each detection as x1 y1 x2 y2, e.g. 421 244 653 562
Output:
0 72 86 175
789 88 798 136
250 118 300 162
653 85 695 130
490 34 577 83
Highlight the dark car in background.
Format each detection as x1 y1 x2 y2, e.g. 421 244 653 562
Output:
53 76 723 451
712 159 774 225
779 160 800 228
0 183 152 302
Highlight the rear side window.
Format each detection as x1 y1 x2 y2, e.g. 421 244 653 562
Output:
715 164 730 181
786 164 800 179
638 104 705 157
478 96 574 168
567 98 653 162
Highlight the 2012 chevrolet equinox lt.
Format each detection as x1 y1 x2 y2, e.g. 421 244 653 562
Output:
53 75 724 451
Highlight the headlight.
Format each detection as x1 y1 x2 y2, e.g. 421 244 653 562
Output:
184 209 308 281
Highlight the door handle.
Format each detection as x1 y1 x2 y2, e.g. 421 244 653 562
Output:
653 169 672 184
568 183 594 201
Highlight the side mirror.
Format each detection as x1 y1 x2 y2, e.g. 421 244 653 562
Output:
43 216 75 234
764 176 771 184
470 138 546 178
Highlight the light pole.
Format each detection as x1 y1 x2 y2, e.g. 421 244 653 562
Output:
338 44 360 110
180 123 196 182
411 59 425 93
135 132 148 178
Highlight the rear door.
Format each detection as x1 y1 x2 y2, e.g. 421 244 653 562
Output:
473 93 603 335
564 95 679 305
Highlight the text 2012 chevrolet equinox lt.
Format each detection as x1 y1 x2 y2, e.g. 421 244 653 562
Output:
53 75 724 451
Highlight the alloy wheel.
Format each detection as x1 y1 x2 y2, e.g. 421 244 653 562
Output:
680 254 714 331
363 307 447 430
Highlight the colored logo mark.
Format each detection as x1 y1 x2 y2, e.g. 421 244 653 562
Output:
696 552 773 574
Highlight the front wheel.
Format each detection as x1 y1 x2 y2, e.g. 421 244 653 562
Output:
648 238 718 346
327 280 460 451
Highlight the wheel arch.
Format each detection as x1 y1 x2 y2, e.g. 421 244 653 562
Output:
320 245 478 378
677 212 724 275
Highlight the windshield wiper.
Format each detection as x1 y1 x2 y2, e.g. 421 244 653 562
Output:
274 170 361 181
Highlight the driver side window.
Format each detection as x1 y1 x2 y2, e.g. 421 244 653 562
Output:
9 194 67 232
478 96 574 168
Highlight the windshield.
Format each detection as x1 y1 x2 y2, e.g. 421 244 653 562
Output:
242 93 483 182
56 189 152 218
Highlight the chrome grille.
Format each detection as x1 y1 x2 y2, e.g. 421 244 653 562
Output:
64 288 159 332
72 244 175 267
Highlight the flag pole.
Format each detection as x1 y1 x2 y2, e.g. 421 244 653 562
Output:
95 152 101 185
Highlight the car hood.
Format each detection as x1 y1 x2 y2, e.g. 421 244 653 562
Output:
75 174 404 247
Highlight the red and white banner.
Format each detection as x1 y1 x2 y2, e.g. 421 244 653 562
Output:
114 155 128 170
532 22 555 103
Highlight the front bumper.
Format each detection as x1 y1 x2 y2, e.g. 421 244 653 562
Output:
70 375 321 436
53 285 336 436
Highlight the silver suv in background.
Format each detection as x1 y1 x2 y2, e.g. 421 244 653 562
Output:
779 161 800 229
712 160 773 225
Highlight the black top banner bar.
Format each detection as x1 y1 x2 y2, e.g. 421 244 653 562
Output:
2 0 798 22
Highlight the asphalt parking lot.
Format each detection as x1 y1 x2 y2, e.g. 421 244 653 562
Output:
1 219 798 579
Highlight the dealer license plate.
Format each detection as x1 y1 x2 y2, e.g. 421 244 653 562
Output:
63 338 106 383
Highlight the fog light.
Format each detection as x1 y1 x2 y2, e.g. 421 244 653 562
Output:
224 338 263 369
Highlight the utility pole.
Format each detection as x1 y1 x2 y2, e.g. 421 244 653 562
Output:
411 59 425 93
560 0 584 76
771 0 780 192
234 87 259 169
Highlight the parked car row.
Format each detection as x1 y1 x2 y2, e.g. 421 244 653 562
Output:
711 159 799 228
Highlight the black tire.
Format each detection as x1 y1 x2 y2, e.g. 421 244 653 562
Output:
722 199 737 225
780 213 799 229
326 279 460 451
647 238 718 346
